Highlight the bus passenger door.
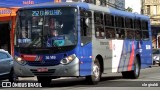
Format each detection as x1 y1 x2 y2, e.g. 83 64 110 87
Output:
79 9 93 76
139 20 152 68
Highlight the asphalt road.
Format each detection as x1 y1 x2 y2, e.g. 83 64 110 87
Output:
1 65 160 90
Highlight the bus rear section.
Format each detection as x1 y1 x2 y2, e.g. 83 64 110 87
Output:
91 5 152 79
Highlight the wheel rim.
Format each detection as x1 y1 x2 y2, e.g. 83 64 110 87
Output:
93 63 100 80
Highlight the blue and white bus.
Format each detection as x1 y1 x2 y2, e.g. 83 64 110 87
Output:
14 2 152 86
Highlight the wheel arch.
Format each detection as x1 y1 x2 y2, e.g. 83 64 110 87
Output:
95 54 104 73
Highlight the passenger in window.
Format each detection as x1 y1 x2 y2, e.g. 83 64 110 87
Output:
96 28 100 37
51 30 58 37
107 31 111 38
116 29 120 39
116 33 119 38
101 31 104 37
128 32 133 39
49 18 62 36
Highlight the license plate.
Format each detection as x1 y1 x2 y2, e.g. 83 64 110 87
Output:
37 68 48 72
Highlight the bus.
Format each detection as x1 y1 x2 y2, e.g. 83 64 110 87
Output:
14 2 152 86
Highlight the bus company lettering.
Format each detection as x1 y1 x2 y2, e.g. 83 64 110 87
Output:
100 42 109 45
23 0 34 5
45 55 56 60
0 9 11 14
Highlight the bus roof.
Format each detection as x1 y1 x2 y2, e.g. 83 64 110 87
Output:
20 2 149 20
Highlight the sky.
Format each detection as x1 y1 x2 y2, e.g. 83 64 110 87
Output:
125 0 141 14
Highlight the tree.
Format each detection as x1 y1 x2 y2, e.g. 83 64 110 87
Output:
126 7 133 12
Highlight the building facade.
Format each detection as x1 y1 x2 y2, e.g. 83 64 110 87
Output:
82 0 125 10
141 0 160 48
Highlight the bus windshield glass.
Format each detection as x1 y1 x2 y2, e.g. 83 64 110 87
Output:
15 7 77 48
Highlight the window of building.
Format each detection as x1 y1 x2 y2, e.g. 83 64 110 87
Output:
153 5 157 15
146 5 150 15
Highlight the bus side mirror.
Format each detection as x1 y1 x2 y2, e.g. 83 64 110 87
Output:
85 18 90 27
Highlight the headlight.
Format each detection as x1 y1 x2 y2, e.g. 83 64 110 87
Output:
15 56 27 65
60 54 76 65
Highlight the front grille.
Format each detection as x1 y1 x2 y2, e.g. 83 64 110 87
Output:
27 60 60 66
30 69 56 76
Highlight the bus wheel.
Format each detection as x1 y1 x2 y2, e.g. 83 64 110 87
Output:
122 57 140 79
37 76 52 87
153 61 155 65
86 59 101 85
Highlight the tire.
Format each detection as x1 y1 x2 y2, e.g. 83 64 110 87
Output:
9 69 18 83
122 57 140 79
153 61 155 65
37 76 52 87
122 71 130 78
85 58 101 85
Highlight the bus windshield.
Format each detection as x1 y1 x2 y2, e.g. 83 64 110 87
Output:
15 7 77 48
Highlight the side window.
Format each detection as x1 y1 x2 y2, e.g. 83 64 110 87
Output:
135 19 141 30
126 30 134 39
95 26 105 39
0 52 9 59
105 27 115 39
80 9 92 45
135 19 142 40
125 18 133 28
116 29 125 39
125 18 134 40
94 12 103 25
142 20 149 40
135 30 142 40
94 12 104 39
104 14 114 26
142 31 149 40
115 16 124 28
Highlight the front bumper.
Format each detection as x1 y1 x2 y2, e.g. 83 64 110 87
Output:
14 57 80 77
